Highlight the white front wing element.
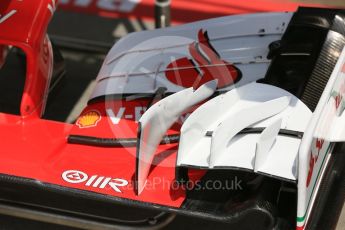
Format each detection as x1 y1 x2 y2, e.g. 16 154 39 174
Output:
90 12 293 100
254 118 282 173
136 80 217 195
177 83 312 181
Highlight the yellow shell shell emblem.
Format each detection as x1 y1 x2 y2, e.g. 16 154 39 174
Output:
76 110 101 128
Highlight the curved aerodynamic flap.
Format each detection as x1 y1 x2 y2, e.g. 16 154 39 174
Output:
177 82 310 181
254 118 282 172
136 80 217 195
210 96 290 167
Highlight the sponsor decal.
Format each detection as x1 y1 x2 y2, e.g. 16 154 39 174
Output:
62 170 129 193
331 90 344 109
106 106 146 125
331 90 345 115
165 29 241 89
330 69 345 114
315 138 324 158
106 107 190 125
306 151 317 187
62 170 88 183
76 110 102 128
306 138 324 187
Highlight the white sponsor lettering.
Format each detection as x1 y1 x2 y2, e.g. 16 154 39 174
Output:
62 170 128 193
107 106 191 125
108 179 129 193
106 107 125 125
62 170 88 184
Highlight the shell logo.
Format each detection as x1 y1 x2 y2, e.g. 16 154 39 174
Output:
76 110 102 128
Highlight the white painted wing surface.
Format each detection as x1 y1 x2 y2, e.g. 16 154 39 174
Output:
178 82 312 181
90 13 293 99
136 80 217 194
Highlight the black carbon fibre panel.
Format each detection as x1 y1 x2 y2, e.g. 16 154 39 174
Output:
301 31 345 110
265 8 345 111
288 7 337 29
264 9 330 99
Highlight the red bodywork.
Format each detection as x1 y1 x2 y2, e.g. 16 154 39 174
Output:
58 0 323 24
0 112 185 207
0 0 56 117
0 0 186 208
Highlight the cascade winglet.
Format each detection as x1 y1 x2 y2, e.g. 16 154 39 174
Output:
254 118 282 172
135 80 217 195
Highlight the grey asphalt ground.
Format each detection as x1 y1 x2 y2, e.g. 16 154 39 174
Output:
1 0 345 229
